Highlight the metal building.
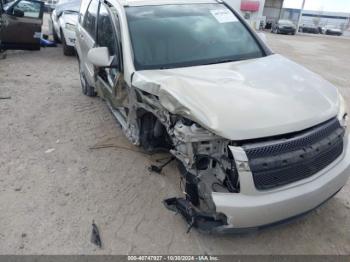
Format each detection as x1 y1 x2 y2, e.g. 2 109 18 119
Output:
263 0 284 24
225 0 285 29
281 8 350 30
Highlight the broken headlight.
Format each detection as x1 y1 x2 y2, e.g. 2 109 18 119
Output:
65 23 76 31
338 93 348 127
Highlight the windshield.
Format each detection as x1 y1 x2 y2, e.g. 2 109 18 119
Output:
126 4 264 70
278 20 294 26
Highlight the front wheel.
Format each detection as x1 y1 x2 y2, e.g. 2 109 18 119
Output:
61 30 75 56
52 22 61 43
140 113 172 152
79 60 96 97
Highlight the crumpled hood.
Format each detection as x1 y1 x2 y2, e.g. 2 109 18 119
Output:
132 54 340 140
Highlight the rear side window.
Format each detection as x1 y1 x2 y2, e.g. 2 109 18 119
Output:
97 4 117 56
83 0 99 38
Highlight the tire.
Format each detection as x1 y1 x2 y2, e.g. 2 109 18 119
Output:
52 22 61 43
140 113 171 152
79 59 96 97
61 30 75 56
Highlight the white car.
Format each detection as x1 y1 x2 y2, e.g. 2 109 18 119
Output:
76 0 350 233
324 25 343 36
51 0 80 55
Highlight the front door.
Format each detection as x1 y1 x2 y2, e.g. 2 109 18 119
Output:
0 0 44 50
95 2 124 108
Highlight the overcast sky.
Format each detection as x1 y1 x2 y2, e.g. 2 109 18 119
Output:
283 0 350 13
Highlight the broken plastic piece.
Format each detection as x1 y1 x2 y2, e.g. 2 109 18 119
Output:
163 197 227 233
148 156 175 174
40 38 57 47
91 221 102 248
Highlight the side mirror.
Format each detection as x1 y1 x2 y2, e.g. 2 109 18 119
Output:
13 8 24 17
257 32 267 44
87 47 111 68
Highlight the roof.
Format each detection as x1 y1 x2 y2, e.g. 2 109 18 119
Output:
116 0 219 7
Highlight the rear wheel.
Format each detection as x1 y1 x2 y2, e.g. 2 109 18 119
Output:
79 60 96 97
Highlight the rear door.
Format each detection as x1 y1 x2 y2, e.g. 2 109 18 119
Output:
76 0 99 86
0 0 44 50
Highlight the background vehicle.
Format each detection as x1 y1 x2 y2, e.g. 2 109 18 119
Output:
272 19 296 35
324 25 343 36
44 0 58 12
299 24 319 34
51 0 80 55
0 0 44 50
76 0 349 233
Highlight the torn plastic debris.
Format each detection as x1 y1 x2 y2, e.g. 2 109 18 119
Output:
40 34 57 47
148 156 175 174
40 38 57 47
163 197 227 233
91 221 102 248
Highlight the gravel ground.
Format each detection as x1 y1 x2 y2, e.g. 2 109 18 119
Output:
0 32 349 255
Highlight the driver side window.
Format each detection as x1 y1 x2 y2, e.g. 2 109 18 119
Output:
96 4 119 83
12 0 41 19
97 4 117 58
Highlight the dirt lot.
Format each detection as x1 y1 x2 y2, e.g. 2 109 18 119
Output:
0 32 350 255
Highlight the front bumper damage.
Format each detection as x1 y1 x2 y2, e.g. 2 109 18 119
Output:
131 70 349 233
63 28 76 47
165 134 350 233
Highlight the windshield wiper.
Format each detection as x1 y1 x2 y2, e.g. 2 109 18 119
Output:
200 58 238 66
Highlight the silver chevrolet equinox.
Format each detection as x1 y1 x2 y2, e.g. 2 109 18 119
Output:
76 0 350 233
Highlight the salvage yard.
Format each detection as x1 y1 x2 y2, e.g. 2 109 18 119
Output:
0 33 350 255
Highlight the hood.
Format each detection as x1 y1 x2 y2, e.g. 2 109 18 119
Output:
132 54 340 141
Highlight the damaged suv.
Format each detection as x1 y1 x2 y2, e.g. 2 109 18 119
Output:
76 0 350 233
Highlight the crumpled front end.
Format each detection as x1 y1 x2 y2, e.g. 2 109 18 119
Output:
212 128 350 231
130 55 349 232
162 116 350 233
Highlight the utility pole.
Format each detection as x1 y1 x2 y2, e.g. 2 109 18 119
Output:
278 0 284 20
296 0 306 33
